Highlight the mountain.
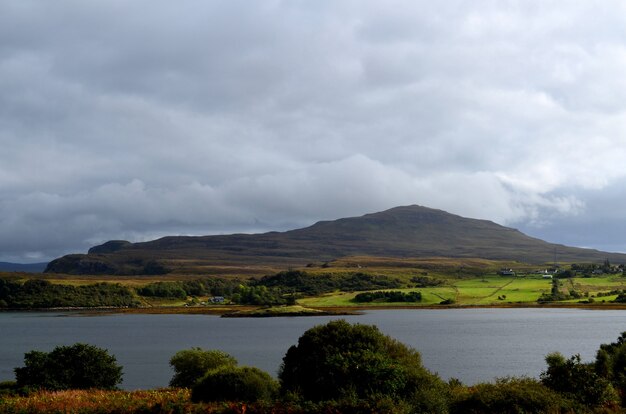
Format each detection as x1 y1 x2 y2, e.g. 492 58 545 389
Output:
45 205 626 275
0 262 47 273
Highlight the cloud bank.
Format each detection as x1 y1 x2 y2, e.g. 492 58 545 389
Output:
1 1 626 261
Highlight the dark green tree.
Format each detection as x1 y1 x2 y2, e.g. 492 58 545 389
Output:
14 343 122 391
540 352 617 407
169 348 237 388
278 320 448 411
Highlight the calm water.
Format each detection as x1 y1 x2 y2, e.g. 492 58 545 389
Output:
2 309 626 390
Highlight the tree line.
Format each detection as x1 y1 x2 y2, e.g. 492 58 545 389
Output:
0 270 407 309
0 278 138 308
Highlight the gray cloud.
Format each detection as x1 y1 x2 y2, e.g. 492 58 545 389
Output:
2 1 626 262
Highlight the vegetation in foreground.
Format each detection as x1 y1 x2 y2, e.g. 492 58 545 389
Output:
5 321 626 413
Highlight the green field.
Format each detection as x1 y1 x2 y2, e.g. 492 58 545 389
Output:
299 274 626 307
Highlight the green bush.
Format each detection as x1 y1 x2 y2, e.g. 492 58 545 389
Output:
0 380 18 397
253 270 403 296
136 281 187 299
595 332 626 405
541 352 618 407
278 320 448 412
169 348 237 388
230 285 296 306
450 377 575 414
191 366 278 403
14 343 123 391
353 290 421 303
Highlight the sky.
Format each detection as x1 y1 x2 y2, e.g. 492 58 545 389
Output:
2 1 626 263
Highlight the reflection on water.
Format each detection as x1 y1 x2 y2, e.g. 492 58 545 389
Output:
1 308 625 390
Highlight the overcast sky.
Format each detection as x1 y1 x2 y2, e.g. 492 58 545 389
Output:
2 1 626 263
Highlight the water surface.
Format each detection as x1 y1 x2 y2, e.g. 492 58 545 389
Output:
1 309 625 389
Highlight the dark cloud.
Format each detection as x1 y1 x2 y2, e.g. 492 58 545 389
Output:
1 1 626 262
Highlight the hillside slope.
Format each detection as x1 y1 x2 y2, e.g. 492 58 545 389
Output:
45 205 626 274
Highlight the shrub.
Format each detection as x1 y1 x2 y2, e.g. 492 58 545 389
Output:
169 348 237 388
14 343 123 391
595 331 626 404
352 290 422 303
191 366 278 403
0 380 18 397
278 320 448 411
541 352 618 407
451 377 574 414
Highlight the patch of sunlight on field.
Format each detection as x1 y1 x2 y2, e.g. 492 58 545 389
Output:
299 287 457 307
483 277 551 303
294 275 626 308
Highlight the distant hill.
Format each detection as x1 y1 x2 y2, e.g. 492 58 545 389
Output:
45 205 626 275
0 262 47 273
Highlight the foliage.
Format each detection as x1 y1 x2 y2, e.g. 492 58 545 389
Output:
0 380 18 397
410 276 444 287
0 278 138 308
537 279 573 302
278 320 448 412
540 352 618 407
352 290 422 303
136 281 187 299
192 366 279 403
169 348 237 388
338 273 403 292
136 278 241 299
595 331 626 404
450 377 575 414
253 270 403 297
14 343 123 391
181 278 241 297
230 285 296 306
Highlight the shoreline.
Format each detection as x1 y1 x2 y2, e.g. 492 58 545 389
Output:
5 301 626 316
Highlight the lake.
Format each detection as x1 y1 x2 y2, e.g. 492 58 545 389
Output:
1 308 626 390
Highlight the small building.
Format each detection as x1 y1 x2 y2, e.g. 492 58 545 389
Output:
499 268 516 276
209 296 225 304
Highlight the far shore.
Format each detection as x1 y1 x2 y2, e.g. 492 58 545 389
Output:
5 302 626 317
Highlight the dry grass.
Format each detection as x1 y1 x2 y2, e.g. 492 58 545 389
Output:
0 388 194 413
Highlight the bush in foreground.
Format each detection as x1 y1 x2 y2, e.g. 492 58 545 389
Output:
191 366 279 403
541 352 618 407
279 320 449 412
450 377 575 414
14 343 122 391
169 348 237 388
